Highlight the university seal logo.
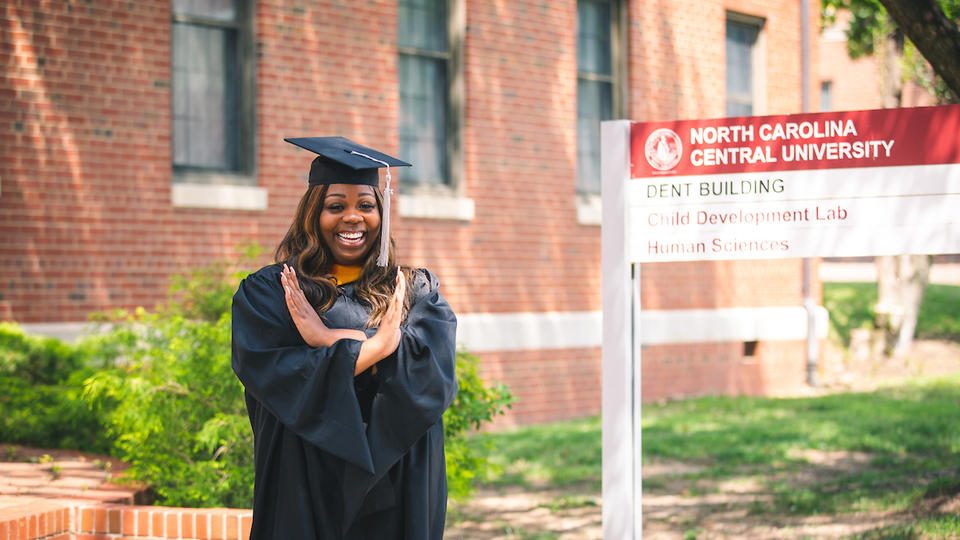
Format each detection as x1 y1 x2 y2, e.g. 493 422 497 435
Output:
644 128 683 171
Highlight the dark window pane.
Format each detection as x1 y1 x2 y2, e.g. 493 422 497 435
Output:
725 19 758 116
577 0 615 194
820 81 833 112
578 0 611 75
399 54 448 186
172 23 239 170
577 78 612 194
725 101 753 117
398 0 447 52
173 0 237 21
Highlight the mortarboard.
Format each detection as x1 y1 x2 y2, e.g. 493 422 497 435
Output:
284 136 411 267
283 136 411 187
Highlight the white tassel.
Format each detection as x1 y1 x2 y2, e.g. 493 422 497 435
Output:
349 150 393 267
376 168 392 267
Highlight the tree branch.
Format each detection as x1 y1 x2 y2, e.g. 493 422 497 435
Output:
877 0 960 100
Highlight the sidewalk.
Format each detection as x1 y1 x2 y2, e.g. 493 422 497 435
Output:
819 262 960 285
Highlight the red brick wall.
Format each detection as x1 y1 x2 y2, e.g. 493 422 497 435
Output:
1 0 818 424
0 501 70 540
1 1 174 322
629 0 820 120
481 338 810 429
0 502 251 540
404 0 593 314
0 0 403 324
642 340 808 401
480 347 603 428
639 258 821 310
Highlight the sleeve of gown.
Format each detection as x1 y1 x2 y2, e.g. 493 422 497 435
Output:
341 268 458 520
231 266 375 473
377 268 459 439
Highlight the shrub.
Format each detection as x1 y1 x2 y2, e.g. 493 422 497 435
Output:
165 243 262 323
0 371 111 454
0 322 82 384
0 323 109 452
444 350 514 501
83 308 253 508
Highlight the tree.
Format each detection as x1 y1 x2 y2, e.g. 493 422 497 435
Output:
821 0 958 356
877 0 960 99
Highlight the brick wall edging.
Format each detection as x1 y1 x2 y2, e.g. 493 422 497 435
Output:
0 500 251 540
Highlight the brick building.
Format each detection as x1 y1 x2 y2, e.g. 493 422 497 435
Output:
2 0 825 425
818 8 936 112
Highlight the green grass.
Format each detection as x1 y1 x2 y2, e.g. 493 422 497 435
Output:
469 375 960 523
824 282 960 345
641 379 960 464
823 282 877 345
915 513 960 538
851 513 960 539
468 415 601 488
536 494 598 513
648 376 960 516
464 283 960 534
916 284 960 341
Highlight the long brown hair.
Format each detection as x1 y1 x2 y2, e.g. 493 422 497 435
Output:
274 184 408 327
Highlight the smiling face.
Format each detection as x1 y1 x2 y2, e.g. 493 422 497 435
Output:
318 183 382 266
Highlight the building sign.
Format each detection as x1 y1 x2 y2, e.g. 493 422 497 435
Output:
628 105 960 262
601 105 960 540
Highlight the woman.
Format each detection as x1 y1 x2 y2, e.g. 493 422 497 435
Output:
231 137 458 539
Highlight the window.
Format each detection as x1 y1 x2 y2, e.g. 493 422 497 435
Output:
576 0 622 196
172 0 254 182
820 81 833 112
397 0 461 191
725 16 763 117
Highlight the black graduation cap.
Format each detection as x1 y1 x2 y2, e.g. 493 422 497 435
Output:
283 136 411 187
284 136 411 267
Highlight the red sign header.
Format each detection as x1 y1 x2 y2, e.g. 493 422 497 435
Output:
630 105 960 178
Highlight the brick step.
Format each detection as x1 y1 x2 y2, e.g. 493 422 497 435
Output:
0 445 251 540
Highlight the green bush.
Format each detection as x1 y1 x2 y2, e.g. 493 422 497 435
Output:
0 323 109 452
0 371 111 454
0 322 82 384
444 350 514 500
165 243 262 323
83 308 253 508
83 252 512 507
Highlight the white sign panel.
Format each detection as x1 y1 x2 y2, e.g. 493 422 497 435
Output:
601 105 960 540
628 106 960 262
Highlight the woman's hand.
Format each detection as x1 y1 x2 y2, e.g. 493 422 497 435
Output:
355 267 406 375
281 264 366 347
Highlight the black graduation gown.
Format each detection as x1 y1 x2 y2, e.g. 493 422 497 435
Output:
231 264 458 539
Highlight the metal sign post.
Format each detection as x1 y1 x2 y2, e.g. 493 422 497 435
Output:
601 120 639 539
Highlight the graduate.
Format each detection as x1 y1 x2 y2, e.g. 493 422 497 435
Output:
231 136 458 539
